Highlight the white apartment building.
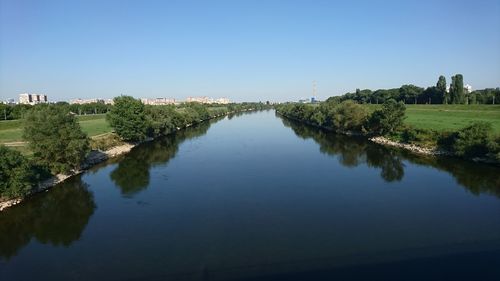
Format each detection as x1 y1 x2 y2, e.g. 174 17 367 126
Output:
140 97 176 105
19 93 48 105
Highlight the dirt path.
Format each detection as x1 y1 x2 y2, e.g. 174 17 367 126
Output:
2 141 27 146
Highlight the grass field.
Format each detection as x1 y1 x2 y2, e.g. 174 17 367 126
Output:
79 115 112 136
404 105 500 134
361 104 500 134
0 114 111 144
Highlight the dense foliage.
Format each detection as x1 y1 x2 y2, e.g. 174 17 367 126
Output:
277 100 499 161
326 74 500 105
452 122 497 158
276 99 403 135
106 96 148 142
368 100 406 135
108 97 271 141
0 146 37 198
23 105 90 174
449 74 465 104
0 104 32 120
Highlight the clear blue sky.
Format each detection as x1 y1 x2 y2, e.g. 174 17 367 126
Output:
1 0 499 102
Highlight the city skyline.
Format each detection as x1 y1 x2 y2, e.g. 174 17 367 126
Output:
1 0 499 102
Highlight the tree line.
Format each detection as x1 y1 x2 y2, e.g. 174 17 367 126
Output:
327 74 500 105
107 96 271 141
276 99 500 162
0 102 112 121
1 97 271 199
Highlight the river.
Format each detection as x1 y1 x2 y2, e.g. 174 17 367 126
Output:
1 110 499 281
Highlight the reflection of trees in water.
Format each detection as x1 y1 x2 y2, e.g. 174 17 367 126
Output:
281 118 404 182
0 177 95 259
402 152 500 198
280 116 499 196
227 109 263 120
110 120 213 196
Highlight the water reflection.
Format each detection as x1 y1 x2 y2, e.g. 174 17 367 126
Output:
280 116 500 196
0 177 95 259
403 152 500 197
281 117 405 182
109 120 214 196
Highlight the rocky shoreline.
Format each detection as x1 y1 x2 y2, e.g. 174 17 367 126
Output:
368 136 451 156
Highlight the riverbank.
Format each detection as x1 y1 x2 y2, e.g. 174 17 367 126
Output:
0 109 262 212
0 142 136 211
276 111 499 166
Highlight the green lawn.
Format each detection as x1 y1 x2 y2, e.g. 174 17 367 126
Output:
360 104 500 134
0 119 23 131
404 105 500 134
79 116 112 136
0 128 24 143
0 114 111 144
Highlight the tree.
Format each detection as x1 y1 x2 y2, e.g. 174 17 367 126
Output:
107 96 148 141
368 99 406 135
0 146 37 198
0 104 12 120
399 84 423 104
450 74 465 104
422 87 441 104
436 75 448 104
23 105 90 174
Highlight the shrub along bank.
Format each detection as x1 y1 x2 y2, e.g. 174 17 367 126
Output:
276 100 500 163
0 98 271 200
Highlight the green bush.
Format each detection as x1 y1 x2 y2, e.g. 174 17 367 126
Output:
400 127 418 143
90 133 125 151
452 121 494 158
0 146 37 198
331 101 369 131
368 99 406 135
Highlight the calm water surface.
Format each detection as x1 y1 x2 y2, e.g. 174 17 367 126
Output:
1 110 500 280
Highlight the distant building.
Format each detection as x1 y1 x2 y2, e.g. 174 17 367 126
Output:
70 98 104 104
140 97 176 105
187 96 211 103
70 98 114 105
186 96 230 104
214 97 230 104
19 93 48 105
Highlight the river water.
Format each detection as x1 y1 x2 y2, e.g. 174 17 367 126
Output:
1 110 499 281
